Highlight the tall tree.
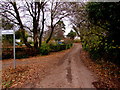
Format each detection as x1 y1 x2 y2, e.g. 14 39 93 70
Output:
46 1 69 43
48 20 65 41
65 2 90 42
0 0 47 50
67 30 76 40
86 2 120 46
39 2 45 47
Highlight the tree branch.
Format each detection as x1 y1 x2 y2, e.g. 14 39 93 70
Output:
0 14 19 25
25 1 34 17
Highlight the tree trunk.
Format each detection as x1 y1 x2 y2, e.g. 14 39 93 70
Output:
33 19 38 50
12 2 32 48
46 26 54 43
21 29 32 48
33 31 38 49
46 15 54 43
39 6 45 47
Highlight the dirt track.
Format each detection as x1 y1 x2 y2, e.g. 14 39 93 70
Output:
35 43 97 88
3 43 98 88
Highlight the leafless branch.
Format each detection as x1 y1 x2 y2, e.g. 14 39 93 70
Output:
0 14 19 25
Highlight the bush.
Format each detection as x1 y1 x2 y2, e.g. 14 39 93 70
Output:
66 44 71 49
60 44 66 50
49 43 57 52
2 52 12 59
49 43 73 52
64 38 73 44
16 53 29 59
74 39 81 43
89 48 102 60
2 42 73 59
2 47 37 59
15 48 24 52
81 33 120 64
40 44 51 55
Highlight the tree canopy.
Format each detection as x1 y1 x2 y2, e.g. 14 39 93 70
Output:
67 30 76 40
0 1 70 50
86 2 120 46
84 2 120 64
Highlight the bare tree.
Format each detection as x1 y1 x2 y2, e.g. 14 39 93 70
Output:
66 2 90 41
46 1 70 43
0 0 47 50
46 20 65 41
0 1 32 48
39 2 46 47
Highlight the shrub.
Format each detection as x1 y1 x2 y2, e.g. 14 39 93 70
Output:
60 44 66 50
2 52 12 59
16 53 29 59
2 47 37 59
15 48 24 52
40 44 51 55
66 44 70 49
51 44 61 52
2 42 73 59
49 43 73 52
74 39 81 43
64 38 73 44
49 43 57 52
